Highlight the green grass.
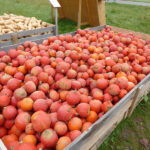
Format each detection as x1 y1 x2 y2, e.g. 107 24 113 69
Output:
99 95 150 150
122 0 150 3
0 0 150 149
0 0 78 34
106 3 150 34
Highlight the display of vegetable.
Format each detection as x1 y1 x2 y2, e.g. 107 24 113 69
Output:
0 13 52 34
0 26 150 150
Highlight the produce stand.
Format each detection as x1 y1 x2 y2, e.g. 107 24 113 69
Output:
0 25 150 150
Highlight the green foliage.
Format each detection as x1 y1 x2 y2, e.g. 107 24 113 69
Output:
143 95 149 103
106 3 150 34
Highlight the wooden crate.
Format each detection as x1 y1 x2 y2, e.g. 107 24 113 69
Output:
65 27 150 150
65 74 150 150
0 25 150 150
0 25 56 47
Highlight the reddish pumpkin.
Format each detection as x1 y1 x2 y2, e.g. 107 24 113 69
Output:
38 72 48 83
107 84 120 96
8 125 22 137
0 88 13 97
25 123 35 135
13 143 36 150
0 95 10 107
101 101 113 113
86 111 98 123
117 77 128 89
15 112 30 131
59 90 68 102
49 90 59 101
0 73 12 85
0 114 5 126
14 88 27 101
30 91 45 101
25 59 36 71
76 103 90 118
96 78 108 89
4 119 14 129
24 81 36 94
89 100 102 113
2 105 17 120
2 134 18 146
66 91 81 105
56 62 70 74
57 105 73 122
22 134 37 145
56 78 71 90
54 121 68 136
6 141 20 150
68 117 82 131
38 83 49 93
33 99 48 112
81 122 92 132
7 78 21 91
69 130 81 141
91 88 103 100
49 112 58 128
50 101 62 113
41 128 58 148
56 136 71 150
31 111 51 132
0 127 7 138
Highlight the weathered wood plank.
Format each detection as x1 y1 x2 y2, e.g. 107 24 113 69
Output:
77 0 82 29
98 0 106 25
0 26 55 41
0 33 54 47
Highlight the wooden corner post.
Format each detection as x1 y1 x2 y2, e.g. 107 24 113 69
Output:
11 33 18 44
97 0 106 25
127 85 144 117
51 4 54 23
77 0 82 29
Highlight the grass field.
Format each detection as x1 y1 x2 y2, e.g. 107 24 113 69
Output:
122 0 150 3
0 0 150 149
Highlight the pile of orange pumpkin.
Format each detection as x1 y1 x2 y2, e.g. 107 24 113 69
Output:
0 26 150 150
